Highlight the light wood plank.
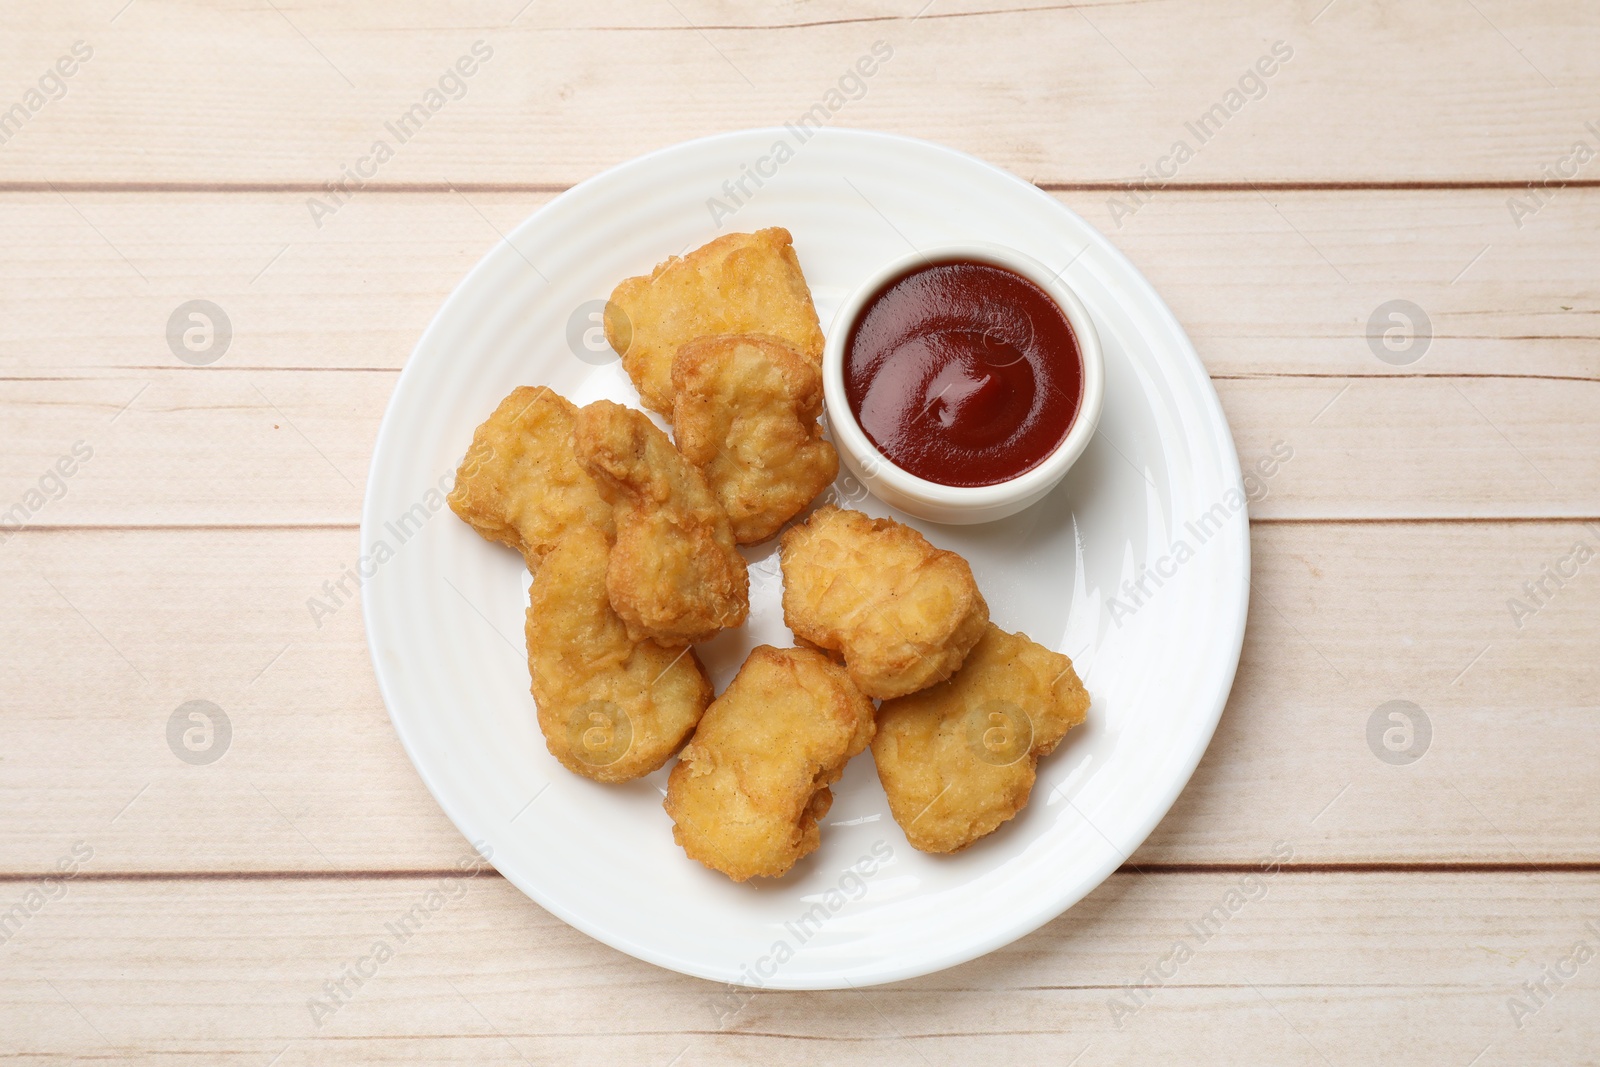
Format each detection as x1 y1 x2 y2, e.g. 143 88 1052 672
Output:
2 189 1596 380
0 372 387 527
1 521 1594 873
1099 190 1600 383
1 872 1595 1063
3 368 1596 524
1 1 1596 184
1222 374 1599 520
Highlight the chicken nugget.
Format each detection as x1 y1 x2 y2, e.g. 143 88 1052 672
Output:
779 506 988 699
672 334 839 545
447 386 613 563
526 526 713 783
665 645 875 881
573 399 749 646
606 228 825 414
872 624 1089 853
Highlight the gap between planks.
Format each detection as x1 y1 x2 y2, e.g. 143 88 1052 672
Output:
6 517 1598 535
3 862 1598 883
6 372 1598 384
5 180 1600 195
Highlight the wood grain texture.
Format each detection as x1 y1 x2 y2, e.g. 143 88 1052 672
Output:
0 1 1596 185
1 189 1596 380
3 0 1597 1058
1 872 1596 1064
2 521 1594 873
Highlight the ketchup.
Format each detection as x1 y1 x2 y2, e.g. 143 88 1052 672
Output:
844 260 1082 488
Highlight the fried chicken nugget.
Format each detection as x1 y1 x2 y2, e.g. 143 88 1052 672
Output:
605 228 825 414
526 526 713 783
672 335 839 545
872 624 1089 852
779 506 989 699
665 645 875 881
573 399 749 646
447 386 613 563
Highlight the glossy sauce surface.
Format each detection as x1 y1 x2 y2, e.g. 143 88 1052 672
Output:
844 260 1082 487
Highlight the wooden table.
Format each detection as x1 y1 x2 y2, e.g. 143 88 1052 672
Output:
4 2 1597 1063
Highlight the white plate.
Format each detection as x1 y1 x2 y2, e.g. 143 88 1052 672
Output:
362 128 1249 990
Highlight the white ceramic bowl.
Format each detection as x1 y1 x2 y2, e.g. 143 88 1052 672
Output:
822 242 1105 524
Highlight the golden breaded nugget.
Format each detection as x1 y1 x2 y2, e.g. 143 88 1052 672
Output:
447 386 613 563
672 335 839 545
779 506 988 699
526 527 713 783
872 624 1089 852
606 228 825 414
573 400 749 646
665 645 875 881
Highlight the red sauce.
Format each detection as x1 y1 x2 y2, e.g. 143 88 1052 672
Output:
844 260 1083 488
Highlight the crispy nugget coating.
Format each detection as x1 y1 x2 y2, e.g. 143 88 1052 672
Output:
872 624 1089 853
573 400 749 646
526 527 713 783
447 386 613 563
605 228 825 414
665 646 875 881
779 506 989 699
671 335 839 545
